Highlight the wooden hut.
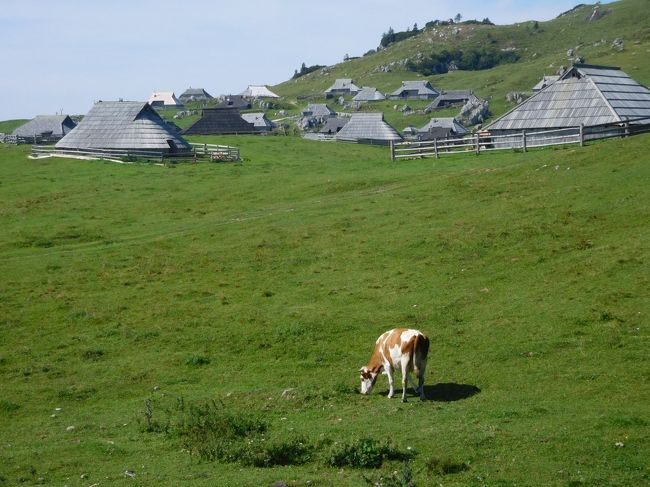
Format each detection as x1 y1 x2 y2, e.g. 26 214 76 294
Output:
388 81 439 100
55 101 191 154
325 79 361 96
241 112 275 132
216 95 252 110
12 115 76 142
183 108 256 135
179 88 214 103
240 85 280 99
487 64 650 140
148 91 183 108
335 112 402 145
353 87 386 102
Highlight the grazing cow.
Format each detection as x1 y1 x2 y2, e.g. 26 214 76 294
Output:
359 328 429 402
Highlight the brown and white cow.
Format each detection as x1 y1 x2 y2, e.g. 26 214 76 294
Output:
359 328 429 402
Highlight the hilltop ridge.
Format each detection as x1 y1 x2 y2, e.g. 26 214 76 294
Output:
273 0 650 122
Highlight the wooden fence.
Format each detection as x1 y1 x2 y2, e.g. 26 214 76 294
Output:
30 142 240 163
391 117 650 161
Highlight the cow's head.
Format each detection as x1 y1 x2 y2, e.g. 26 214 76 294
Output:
359 366 379 394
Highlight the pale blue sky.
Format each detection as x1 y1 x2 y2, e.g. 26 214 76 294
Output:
1 0 610 120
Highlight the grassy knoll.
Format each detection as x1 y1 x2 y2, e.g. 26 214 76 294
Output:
0 119 28 134
0 134 649 486
274 0 650 121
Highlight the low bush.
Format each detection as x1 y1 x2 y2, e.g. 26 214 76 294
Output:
426 456 470 475
328 438 414 468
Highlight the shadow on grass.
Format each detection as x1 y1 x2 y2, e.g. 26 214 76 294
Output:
376 383 480 402
423 383 480 402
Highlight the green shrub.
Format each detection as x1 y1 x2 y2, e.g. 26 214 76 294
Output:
328 438 414 468
0 399 20 413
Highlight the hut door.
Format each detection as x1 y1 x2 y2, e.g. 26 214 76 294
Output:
166 139 177 153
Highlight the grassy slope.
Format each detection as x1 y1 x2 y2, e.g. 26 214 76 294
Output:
273 0 650 122
0 134 649 486
0 119 29 134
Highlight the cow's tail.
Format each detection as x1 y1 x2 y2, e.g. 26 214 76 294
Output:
412 333 430 377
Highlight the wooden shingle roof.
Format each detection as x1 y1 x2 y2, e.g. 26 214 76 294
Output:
487 64 650 131
13 115 76 137
55 101 190 151
335 112 402 144
183 108 256 135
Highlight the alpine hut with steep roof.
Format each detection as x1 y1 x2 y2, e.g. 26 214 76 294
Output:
216 95 252 110
55 101 191 154
486 64 650 141
353 87 386 102
12 115 77 142
418 117 469 140
148 91 184 108
335 112 402 145
183 108 256 135
241 112 275 132
389 81 439 100
179 88 214 103
324 79 361 96
427 90 474 109
240 85 280 99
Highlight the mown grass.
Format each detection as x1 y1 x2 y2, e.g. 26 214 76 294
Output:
0 133 649 486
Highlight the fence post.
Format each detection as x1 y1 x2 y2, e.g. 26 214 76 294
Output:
475 133 480 155
390 140 395 161
579 124 584 146
624 122 630 137
522 130 527 152
434 138 439 159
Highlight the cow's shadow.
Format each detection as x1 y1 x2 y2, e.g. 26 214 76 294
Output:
377 383 480 402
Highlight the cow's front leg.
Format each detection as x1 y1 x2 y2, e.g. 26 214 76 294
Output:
385 366 395 398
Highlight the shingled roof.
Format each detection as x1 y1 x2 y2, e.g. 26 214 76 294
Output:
183 108 256 135
325 79 361 94
55 101 191 152
427 90 474 109
302 103 335 118
487 64 650 131
353 87 386 102
179 88 213 102
241 112 275 131
12 115 76 138
335 112 402 144
239 85 280 98
148 91 183 107
419 117 468 135
389 81 439 99
532 76 560 92
216 95 252 110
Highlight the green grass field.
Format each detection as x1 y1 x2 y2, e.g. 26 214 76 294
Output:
1 133 649 486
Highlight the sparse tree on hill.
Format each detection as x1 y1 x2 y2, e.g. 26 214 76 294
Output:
455 13 462 23
413 22 419 32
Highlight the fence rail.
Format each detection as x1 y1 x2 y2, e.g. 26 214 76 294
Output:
391 116 650 161
29 143 241 163
189 143 240 161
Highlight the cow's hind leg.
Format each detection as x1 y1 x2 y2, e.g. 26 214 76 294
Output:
417 363 427 401
405 371 419 396
400 363 409 402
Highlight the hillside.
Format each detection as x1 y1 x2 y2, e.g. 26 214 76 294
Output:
1 133 649 485
273 0 650 126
